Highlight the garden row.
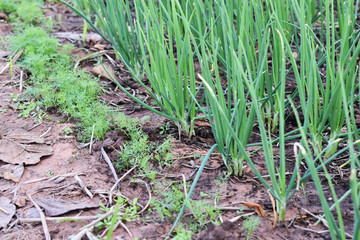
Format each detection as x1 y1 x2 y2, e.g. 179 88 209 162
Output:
63 0 360 239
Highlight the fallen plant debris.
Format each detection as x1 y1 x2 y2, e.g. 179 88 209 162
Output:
0 130 53 165
32 196 99 217
0 163 24 182
0 197 16 228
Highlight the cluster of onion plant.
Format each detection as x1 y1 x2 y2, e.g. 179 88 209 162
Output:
133 0 201 137
287 0 360 158
192 0 269 177
63 0 360 236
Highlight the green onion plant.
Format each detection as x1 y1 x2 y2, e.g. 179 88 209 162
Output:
194 0 270 176
134 0 201 137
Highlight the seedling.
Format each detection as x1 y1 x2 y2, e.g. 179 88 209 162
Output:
242 216 260 240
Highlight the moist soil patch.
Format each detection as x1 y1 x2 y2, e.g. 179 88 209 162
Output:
0 2 355 240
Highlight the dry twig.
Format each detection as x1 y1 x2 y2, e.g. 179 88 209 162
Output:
108 167 136 206
28 194 51 240
89 124 95 154
0 49 24 75
135 180 151 214
74 175 93 199
101 145 119 182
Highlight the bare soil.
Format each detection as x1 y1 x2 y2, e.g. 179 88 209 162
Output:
0 2 355 240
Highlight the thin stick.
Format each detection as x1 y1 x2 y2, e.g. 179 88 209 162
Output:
293 224 329 234
171 155 194 161
85 231 97 240
39 127 51 138
136 180 151 214
80 208 115 231
19 70 23 91
229 212 255 223
119 220 133 238
28 194 51 240
108 167 136 206
101 145 119 182
89 124 95 155
101 220 120 238
0 49 24 75
0 206 9 214
27 122 42 131
74 175 93 199
301 207 328 228
24 172 85 184
71 228 89 240
74 50 114 69
181 174 188 198
19 215 99 223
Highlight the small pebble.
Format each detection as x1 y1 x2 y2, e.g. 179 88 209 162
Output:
54 176 66 184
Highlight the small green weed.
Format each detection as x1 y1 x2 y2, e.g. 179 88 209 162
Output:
116 134 151 172
152 180 222 234
95 196 139 232
188 199 222 228
172 225 193 240
242 215 260 240
59 126 73 136
0 0 52 29
11 94 48 122
154 136 173 168
9 26 112 140
152 182 186 221
113 114 174 176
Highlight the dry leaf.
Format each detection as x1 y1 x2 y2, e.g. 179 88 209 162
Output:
0 164 24 182
0 197 16 228
0 131 53 165
0 179 14 192
92 63 117 81
194 120 211 127
33 196 98 216
93 44 106 50
241 201 266 217
6 131 45 144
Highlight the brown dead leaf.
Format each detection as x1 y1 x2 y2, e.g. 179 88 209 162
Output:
0 131 53 165
0 179 14 192
6 131 45 144
33 196 98 216
267 189 277 228
0 164 24 182
194 119 211 127
241 201 266 217
92 63 117 81
93 44 106 50
0 197 16 228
